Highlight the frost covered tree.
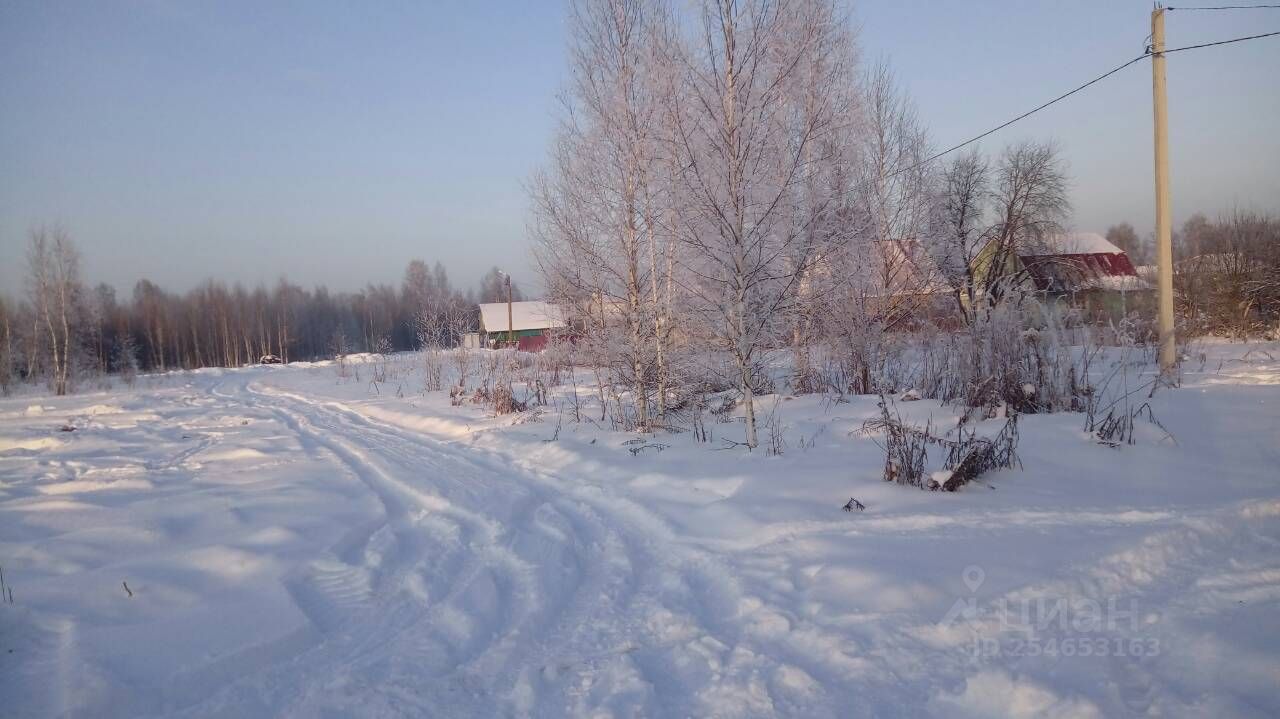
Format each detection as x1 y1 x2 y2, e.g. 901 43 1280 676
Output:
933 147 990 323
851 62 934 289
1174 210 1280 336
978 140 1070 306
532 0 676 429
405 259 471 352
774 0 861 394
403 259 436 315
26 226 82 395
0 296 13 395
817 60 934 392
667 0 858 446
113 333 140 386
80 282 123 376
533 0 862 441
927 140 1069 318
133 279 170 370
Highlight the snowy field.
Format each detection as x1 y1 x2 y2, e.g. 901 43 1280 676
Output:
2 342 1279 718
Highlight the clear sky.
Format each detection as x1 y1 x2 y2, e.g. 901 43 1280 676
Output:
2 0 1277 296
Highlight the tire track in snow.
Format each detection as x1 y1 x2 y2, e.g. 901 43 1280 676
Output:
183 377 635 716
241 381 902 718
242 381 657 716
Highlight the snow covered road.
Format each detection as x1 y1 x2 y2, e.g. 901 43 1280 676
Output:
214 376 903 717
213 375 768 717
3 348 1280 717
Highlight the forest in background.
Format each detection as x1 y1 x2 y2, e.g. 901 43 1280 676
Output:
0 236 525 396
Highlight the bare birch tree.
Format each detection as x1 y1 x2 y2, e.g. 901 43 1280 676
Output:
667 0 853 446
27 226 82 395
810 60 934 393
775 0 860 394
846 62 934 321
0 296 13 395
532 0 674 429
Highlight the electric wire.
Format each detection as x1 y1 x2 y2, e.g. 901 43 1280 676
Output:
895 30 1280 176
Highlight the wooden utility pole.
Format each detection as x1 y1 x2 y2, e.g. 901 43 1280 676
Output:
506 274 514 347
1152 5 1177 376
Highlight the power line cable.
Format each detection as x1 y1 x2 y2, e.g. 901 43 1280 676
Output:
1168 5 1280 11
1161 29 1280 52
897 30 1280 175
902 55 1147 174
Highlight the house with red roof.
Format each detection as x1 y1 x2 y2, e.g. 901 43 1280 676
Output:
976 232 1153 320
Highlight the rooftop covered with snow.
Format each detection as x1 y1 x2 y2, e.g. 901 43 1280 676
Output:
1023 232 1124 257
478 300 567 333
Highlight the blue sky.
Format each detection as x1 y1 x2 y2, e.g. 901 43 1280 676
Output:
2 0 1277 295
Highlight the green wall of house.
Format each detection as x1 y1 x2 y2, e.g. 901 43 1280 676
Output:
483 328 545 338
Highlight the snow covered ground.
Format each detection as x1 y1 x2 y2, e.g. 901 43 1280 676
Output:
2 342 1278 718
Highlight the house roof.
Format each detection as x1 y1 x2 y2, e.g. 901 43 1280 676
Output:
1015 232 1147 292
1024 232 1124 257
478 301 567 333
1020 252 1147 293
